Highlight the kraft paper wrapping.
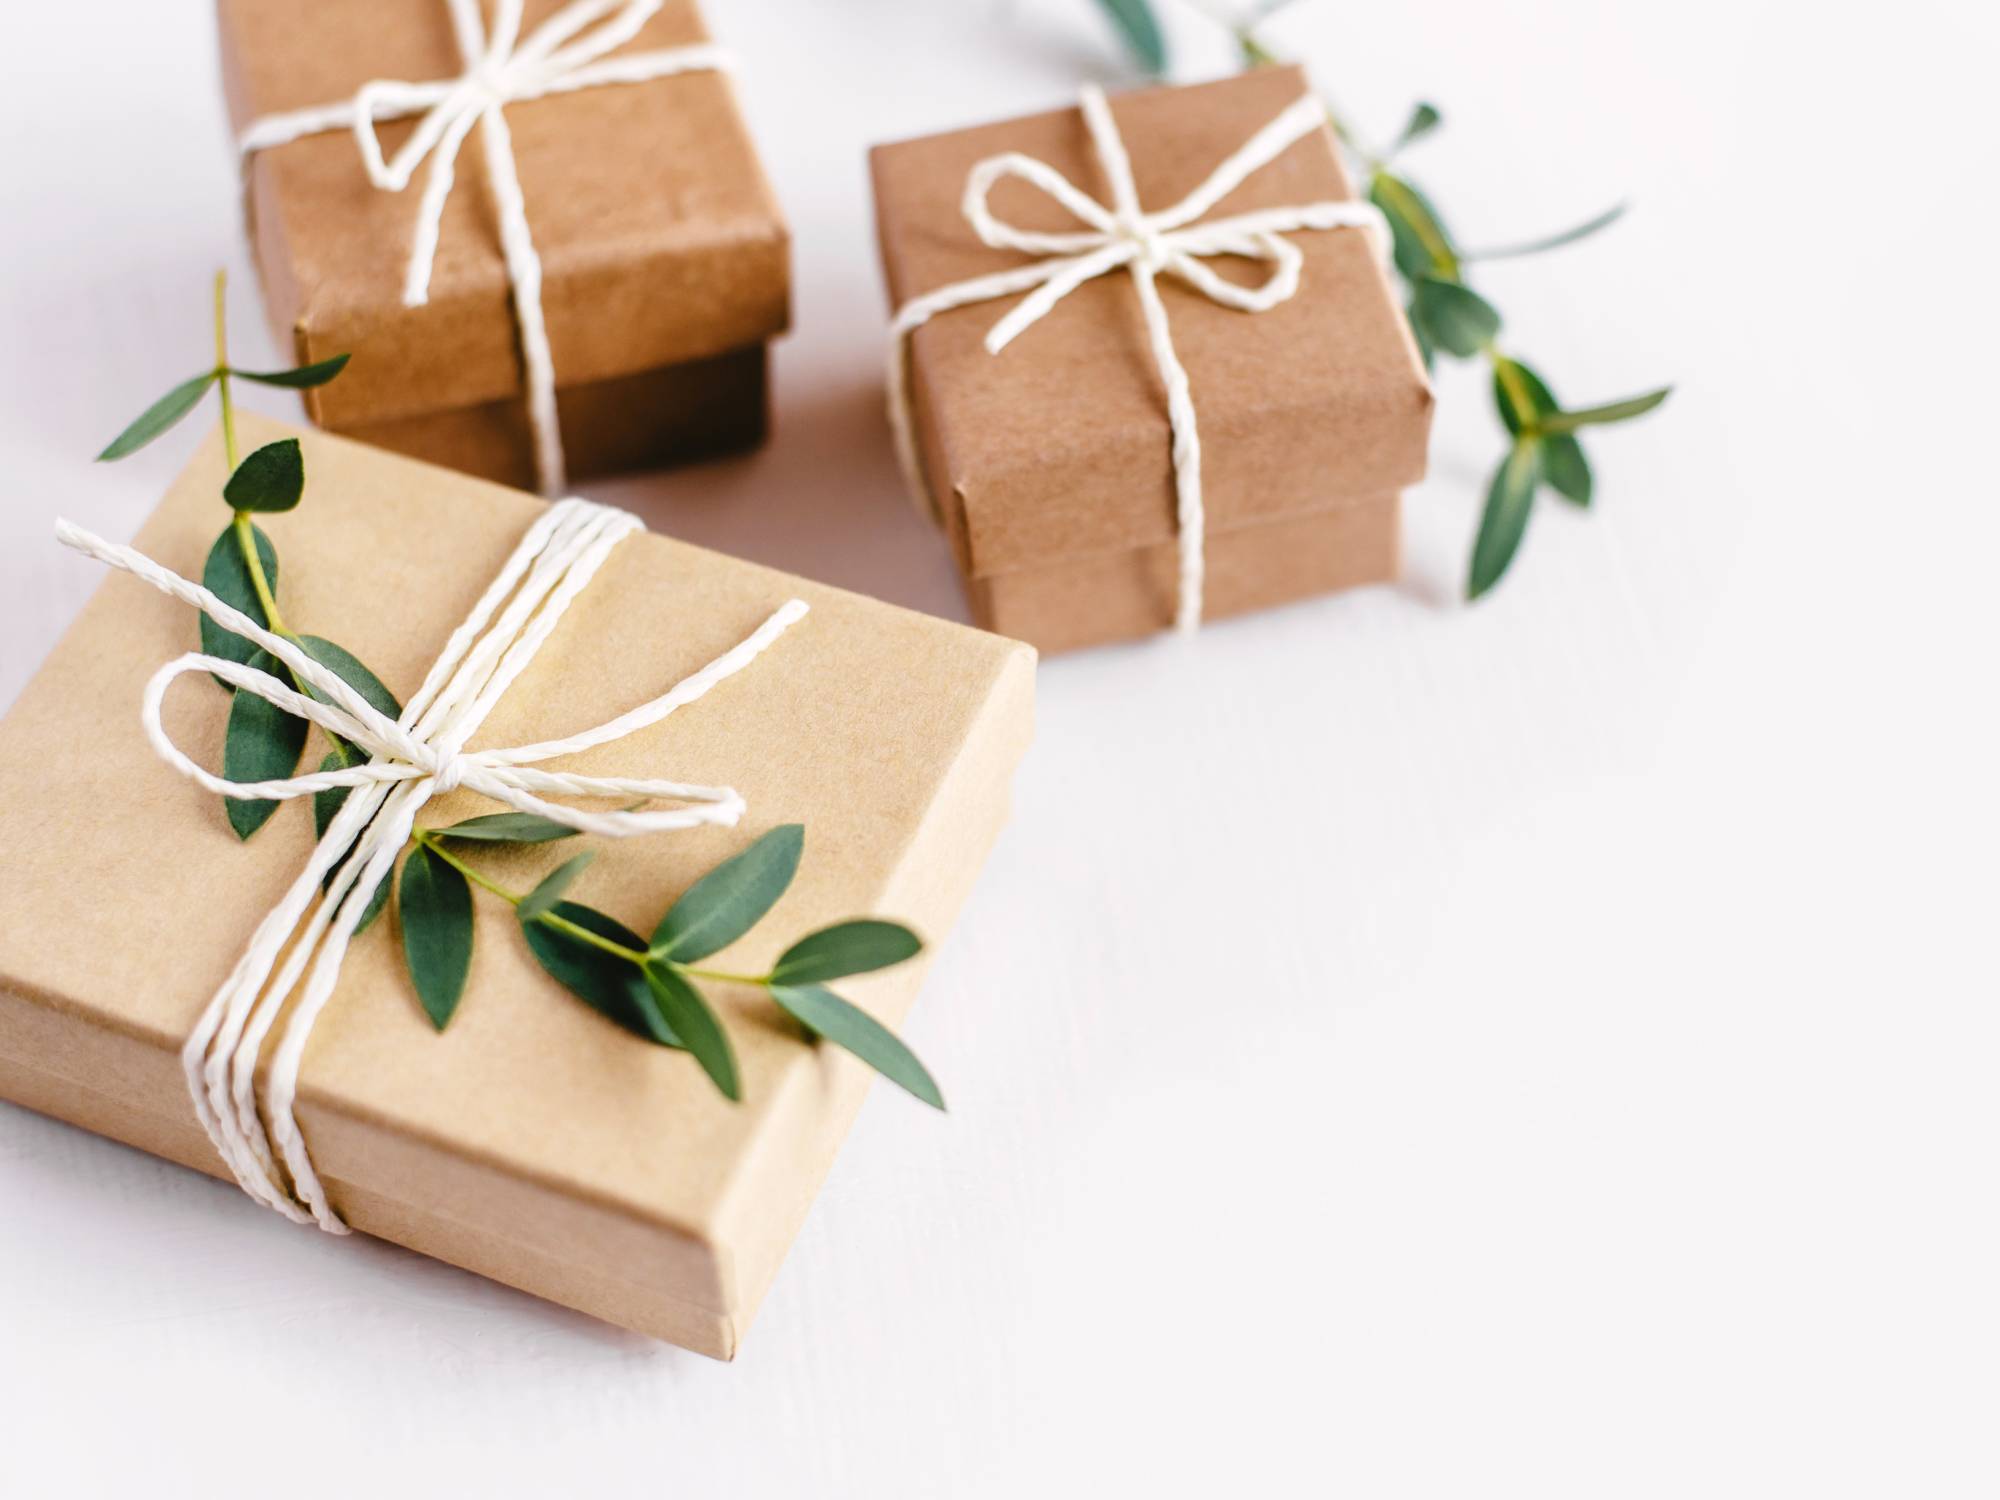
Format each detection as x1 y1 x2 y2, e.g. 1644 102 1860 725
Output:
871 67 1433 650
216 0 790 484
0 418 1034 1358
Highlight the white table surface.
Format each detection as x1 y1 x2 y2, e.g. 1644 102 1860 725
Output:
2 1 1992 1494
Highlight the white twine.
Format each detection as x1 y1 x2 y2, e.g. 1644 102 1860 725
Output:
886 86 1386 634
55 498 807 1231
239 0 731 498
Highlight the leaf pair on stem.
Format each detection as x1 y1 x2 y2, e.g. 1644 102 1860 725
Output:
95 356 348 463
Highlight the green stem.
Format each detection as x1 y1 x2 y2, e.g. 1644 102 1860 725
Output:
232 511 289 635
414 832 654 968
1488 347 1538 433
546 916 649 964
214 270 294 641
414 831 521 903
682 967 772 987
213 271 237 471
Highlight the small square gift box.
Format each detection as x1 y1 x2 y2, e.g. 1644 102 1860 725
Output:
0 418 1033 1357
872 67 1433 654
217 0 789 496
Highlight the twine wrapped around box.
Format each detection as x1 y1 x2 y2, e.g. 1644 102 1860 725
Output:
55 499 805 1232
239 0 731 497
886 84 1387 634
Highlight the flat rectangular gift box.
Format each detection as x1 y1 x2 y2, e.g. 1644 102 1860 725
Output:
217 0 789 490
0 418 1034 1357
871 66 1433 654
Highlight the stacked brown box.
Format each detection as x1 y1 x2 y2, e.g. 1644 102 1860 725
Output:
217 0 790 489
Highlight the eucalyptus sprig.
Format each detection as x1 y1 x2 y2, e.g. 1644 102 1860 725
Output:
407 820 941 1107
94 276 943 1109
100 271 379 842
1086 0 1673 599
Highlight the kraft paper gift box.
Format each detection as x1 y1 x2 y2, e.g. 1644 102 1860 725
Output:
0 418 1034 1358
217 0 789 492
871 67 1434 654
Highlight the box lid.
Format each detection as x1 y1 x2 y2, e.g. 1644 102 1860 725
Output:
871 67 1431 581
0 418 1033 1355
217 0 790 428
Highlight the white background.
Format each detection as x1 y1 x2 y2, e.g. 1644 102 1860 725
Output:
1 1 1993 1495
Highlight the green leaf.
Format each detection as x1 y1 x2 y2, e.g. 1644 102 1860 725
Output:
643 964 740 1101
433 811 582 845
1468 439 1544 601
312 750 347 844
1542 438 1593 507
770 984 945 1111
1491 358 1591 506
223 438 305 513
1093 0 1166 73
399 844 474 1030
348 876 390 935
518 852 595 923
1388 101 1441 155
649 824 804 961
222 650 308 839
1462 202 1627 263
198 522 277 680
1492 357 1549 438
1405 298 1435 371
297 636 400 722
1369 173 1456 282
521 902 681 1047
1411 276 1500 358
1539 386 1673 435
96 373 216 461
293 635 402 774
232 354 351 389
311 750 389 934
773 920 923 985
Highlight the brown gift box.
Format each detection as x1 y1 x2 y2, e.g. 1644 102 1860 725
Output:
871 67 1433 654
217 0 789 489
0 418 1034 1357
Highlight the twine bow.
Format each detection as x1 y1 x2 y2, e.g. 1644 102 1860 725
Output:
887 85 1386 634
239 0 730 497
110 529 803 841
55 498 805 1231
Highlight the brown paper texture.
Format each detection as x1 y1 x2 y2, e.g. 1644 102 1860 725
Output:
216 0 790 459
973 493 1401 654
0 417 1033 1357
871 68 1432 648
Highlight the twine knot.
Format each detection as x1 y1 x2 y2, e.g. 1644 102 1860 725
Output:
1118 214 1171 274
889 84 1388 633
465 59 514 107
427 747 470 795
